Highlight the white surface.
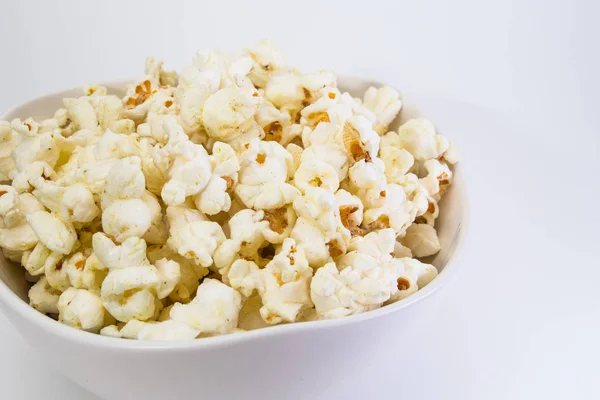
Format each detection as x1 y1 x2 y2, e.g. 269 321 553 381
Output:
0 0 598 399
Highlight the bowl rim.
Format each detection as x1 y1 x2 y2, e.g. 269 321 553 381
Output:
0 79 470 351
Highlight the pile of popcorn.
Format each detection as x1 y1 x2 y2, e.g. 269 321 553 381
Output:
0 41 458 340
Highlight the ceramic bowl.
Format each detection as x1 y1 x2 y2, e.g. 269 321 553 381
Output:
0 76 468 400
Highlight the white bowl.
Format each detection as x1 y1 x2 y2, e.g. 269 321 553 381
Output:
0 76 468 400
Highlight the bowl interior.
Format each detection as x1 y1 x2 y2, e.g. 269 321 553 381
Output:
0 77 465 309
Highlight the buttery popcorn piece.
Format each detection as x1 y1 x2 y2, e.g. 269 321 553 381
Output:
26 211 77 254
362 86 402 134
166 204 225 267
394 118 450 161
58 288 106 333
100 265 161 322
170 278 242 335
259 238 313 324
401 223 441 258
202 86 259 141
29 277 62 314
235 138 300 210
311 229 400 319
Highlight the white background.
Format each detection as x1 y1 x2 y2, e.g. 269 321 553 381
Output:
0 0 598 399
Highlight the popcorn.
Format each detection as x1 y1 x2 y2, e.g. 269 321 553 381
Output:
393 118 450 161
400 223 441 258
63 252 107 293
228 259 263 297
147 245 206 303
300 143 349 182
290 217 330 268
443 142 459 165
237 295 270 331
58 288 106 333
63 97 99 131
403 257 438 288
213 208 269 278
146 90 178 122
92 233 149 270
362 183 415 236
11 118 60 173
22 242 60 276
3 248 23 263
101 319 146 339
393 242 413 259
293 186 340 237
95 96 125 131
246 39 286 88
177 50 223 95
137 114 169 143
193 141 240 215
29 277 62 314
145 56 178 87
380 146 414 183
390 258 438 302
52 128 101 155
235 180 299 210
100 156 146 207
178 84 213 134
0 121 16 180
392 172 429 217
122 78 160 123
0 120 15 158
1 40 457 340
335 189 364 236
102 319 200 340
154 258 181 299
286 143 303 173
255 101 292 143
0 156 15 182
170 279 242 335
362 86 402 134
51 108 77 137
265 70 336 113
160 118 213 206
342 116 380 162
310 229 400 319
137 320 200 340
299 89 349 128
261 206 296 244
44 254 70 292
94 130 143 161
100 265 161 322
11 161 56 194
140 191 168 245
293 151 340 193
60 155 118 195
348 157 387 191
202 87 259 141
235 138 300 209
141 152 169 195
259 238 313 324
26 211 77 254
419 159 453 200
30 178 99 223
166 204 225 267
0 190 43 251
102 199 151 243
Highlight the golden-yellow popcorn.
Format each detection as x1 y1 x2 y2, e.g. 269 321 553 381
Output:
202 87 259 142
